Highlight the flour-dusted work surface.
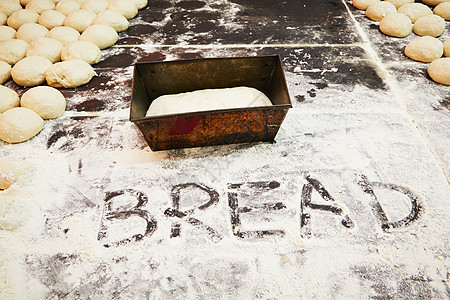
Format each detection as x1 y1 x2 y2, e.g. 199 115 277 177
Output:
1 0 449 299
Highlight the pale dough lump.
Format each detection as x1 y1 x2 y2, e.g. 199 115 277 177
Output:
46 59 97 88
0 107 44 143
20 86 66 119
146 87 273 117
0 85 19 113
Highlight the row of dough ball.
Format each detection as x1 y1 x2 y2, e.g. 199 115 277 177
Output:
0 0 147 87
352 0 450 85
353 0 449 37
0 84 66 143
2 5 132 32
1 0 146 20
0 43 98 88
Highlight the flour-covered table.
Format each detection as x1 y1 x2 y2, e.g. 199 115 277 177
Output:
1 0 449 299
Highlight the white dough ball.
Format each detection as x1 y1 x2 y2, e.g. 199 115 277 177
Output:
26 37 63 63
379 13 412 37
26 0 56 14
81 0 108 13
434 2 450 20
20 86 66 119
366 2 397 22
61 40 101 64
80 24 118 49
422 0 450 6
55 0 81 16
64 9 96 32
0 25 16 42
46 25 80 46
353 0 380 11
0 85 19 113
427 58 450 85
0 0 22 17
385 0 414 9
0 192 31 232
16 23 49 43
7 9 40 30
108 0 138 19
404 36 443 62
146 87 272 117
93 9 128 32
0 194 32 230
11 55 53 86
131 0 147 10
397 3 432 23
0 60 11 84
0 156 34 190
38 9 66 29
444 39 450 57
0 107 44 143
46 59 96 88
0 11 6 25
413 14 446 37
0 39 28 65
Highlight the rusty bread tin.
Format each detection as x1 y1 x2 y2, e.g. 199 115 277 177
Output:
130 55 292 151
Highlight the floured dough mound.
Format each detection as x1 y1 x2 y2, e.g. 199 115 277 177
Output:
427 58 450 85
379 13 412 37
81 0 109 14
61 40 102 64
26 0 56 14
0 0 22 17
21 86 66 119
46 59 97 88
16 23 49 44
0 107 44 143
131 0 148 10
0 11 7 25
398 3 432 23
7 9 39 30
0 194 31 231
108 0 138 19
0 85 19 113
93 9 129 32
0 156 34 190
64 9 96 33
353 0 380 11
0 25 16 42
80 24 118 49
11 55 53 87
404 36 443 62
46 26 80 46
444 39 450 57
26 37 63 63
0 39 28 65
422 0 449 6
55 0 81 16
385 0 414 9
366 2 397 22
38 9 66 30
0 60 11 84
433 2 450 20
146 86 273 117
413 14 445 37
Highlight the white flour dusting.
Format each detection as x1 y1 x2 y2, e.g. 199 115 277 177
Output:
1 0 450 298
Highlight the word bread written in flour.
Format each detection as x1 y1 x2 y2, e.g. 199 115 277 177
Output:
97 175 423 247
145 86 273 117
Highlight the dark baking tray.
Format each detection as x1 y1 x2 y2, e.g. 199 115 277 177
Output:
130 55 292 151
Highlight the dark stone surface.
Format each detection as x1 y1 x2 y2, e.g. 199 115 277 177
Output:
117 0 361 45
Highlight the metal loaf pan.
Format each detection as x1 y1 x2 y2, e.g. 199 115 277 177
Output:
130 55 292 151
